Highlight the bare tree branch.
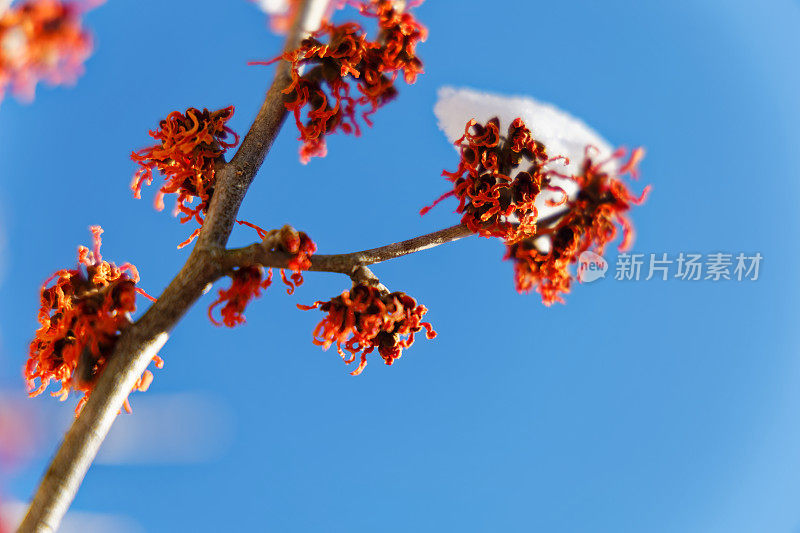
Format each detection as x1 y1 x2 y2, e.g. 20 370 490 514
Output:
224 223 474 275
223 209 571 276
17 2 330 531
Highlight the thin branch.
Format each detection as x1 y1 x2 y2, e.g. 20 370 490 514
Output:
223 209 571 276
349 265 388 293
197 4 326 249
224 223 474 274
17 2 329 531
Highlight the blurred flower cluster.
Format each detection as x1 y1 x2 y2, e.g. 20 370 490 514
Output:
0 0 99 102
505 146 648 304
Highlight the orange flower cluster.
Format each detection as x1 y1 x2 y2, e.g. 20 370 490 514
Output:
506 147 650 305
299 283 436 375
209 225 317 327
208 266 273 328
25 226 161 413
237 221 317 294
0 0 98 102
131 106 240 248
359 0 425 84
422 117 567 245
263 0 426 163
278 226 316 292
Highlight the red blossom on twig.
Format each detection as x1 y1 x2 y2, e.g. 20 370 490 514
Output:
299 282 436 375
0 0 100 102
506 147 650 305
237 221 317 293
255 0 426 162
422 117 564 245
358 0 425 84
25 226 161 413
209 224 317 327
208 265 273 328
131 106 240 248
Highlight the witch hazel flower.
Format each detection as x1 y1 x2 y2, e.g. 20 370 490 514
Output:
432 87 650 305
421 116 561 244
0 0 100 102
208 265 273 328
507 148 649 304
256 0 426 163
236 221 316 293
358 0 426 84
298 282 436 375
131 106 240 248
209 224 316 327
25 226 162 413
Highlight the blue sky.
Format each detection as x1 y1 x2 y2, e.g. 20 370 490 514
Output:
2 0 800 531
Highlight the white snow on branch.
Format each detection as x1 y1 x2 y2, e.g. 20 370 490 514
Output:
434 86 615 175
252 0 290 14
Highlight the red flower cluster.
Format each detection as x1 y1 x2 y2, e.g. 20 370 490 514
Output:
209 224 317 327
299 283 436 375
422 117 567 245
262 0 426 162
131 106 240 248
25 226 161 413
506 147 650 305
359 0 425 84
277 226 316 291
237 221 317 293
208 265 273 328
0 0 98 102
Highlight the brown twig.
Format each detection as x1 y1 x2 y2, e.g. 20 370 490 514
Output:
224 223 475 274
17 2 330 531
223 208 571 276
